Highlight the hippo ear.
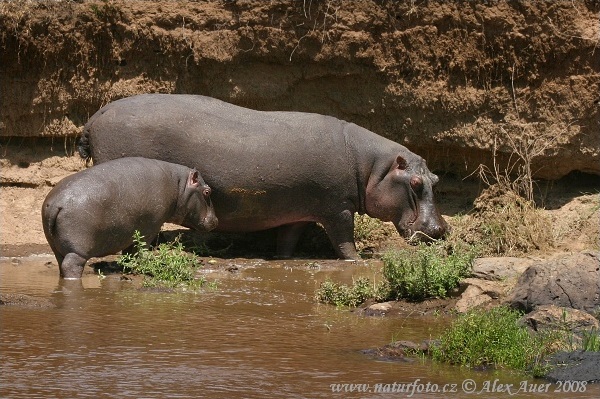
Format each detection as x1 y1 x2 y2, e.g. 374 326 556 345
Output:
396 155 408 170
187 170 200 187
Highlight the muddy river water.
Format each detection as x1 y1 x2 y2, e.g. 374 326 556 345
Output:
1 255 598 398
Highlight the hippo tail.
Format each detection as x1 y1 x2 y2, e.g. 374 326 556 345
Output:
41 201 60 241
77 128 92 166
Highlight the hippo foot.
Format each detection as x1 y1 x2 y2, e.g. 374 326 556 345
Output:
58 253 87 279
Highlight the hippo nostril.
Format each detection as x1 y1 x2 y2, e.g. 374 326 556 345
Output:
203 216 218 231
432 225 446 238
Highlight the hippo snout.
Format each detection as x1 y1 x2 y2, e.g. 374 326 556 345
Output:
426 219 449 240
402 215 449 243
202 215 219 232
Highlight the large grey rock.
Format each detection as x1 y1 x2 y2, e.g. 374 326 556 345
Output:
508 251 600 313
472 257 535 281
545 351 600 383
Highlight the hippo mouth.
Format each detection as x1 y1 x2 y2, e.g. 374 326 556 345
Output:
396 189 420 241
202 216 219 232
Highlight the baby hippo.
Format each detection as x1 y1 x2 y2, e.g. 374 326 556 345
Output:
42 157 218 279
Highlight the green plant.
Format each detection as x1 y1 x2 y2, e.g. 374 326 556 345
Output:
581 328 600 352
382 243 476 301
316 242 477 307
430 306 559 376
118 231 208 290
316 277 386 308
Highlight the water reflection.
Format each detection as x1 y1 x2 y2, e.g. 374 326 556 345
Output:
1 256 598 398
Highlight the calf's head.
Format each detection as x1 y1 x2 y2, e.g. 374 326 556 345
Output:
366 154 448 242
178 170 218 232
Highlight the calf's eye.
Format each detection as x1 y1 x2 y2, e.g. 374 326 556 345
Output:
410 176 423 192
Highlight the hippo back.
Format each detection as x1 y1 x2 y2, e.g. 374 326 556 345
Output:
85 94 362 231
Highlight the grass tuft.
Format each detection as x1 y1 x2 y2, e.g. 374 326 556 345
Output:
581 328 600 352
429 306 558 376
118 231 209 290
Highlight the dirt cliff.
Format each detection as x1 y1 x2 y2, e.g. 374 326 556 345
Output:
1 0 599 179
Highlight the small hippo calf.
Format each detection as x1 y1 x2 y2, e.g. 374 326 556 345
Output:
42 157 218 279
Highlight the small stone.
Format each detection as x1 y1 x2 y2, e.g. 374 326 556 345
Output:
454 285 491 313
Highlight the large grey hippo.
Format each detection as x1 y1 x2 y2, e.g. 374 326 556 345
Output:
79 94 447 259
42 157 218 279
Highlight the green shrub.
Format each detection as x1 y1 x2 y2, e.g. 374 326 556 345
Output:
118 231 208 290
316 242 476 307
382 243 476 301
430 306 557 375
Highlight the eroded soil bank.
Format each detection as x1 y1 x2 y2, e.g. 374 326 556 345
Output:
1 0 599 179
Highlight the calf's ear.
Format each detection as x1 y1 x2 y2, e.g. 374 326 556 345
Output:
187 170 201 187
396 155 408 170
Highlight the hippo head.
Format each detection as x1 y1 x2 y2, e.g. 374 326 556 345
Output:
365 154 448 242
179 170 219 232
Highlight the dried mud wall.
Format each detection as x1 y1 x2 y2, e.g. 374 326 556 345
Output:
1 0 599 179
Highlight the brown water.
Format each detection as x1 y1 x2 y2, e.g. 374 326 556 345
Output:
1 256 598 398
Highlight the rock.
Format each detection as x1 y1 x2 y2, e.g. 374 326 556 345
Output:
454 278 507 313
522 305 599 335
472 257 535 281
363 301 393 316
545 351 600 383
454 284 492 313
508 251 600 313
461 278 506 299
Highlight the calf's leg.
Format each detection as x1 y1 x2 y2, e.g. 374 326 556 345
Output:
59 253 88 279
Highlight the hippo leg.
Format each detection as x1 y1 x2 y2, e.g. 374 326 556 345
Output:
59 253 88 279
322 210 358 260
276 222 310 258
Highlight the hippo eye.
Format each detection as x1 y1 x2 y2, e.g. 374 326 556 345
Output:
202 186 212 198
410 176 423 192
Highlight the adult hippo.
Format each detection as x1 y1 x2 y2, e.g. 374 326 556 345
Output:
79 94 448 259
